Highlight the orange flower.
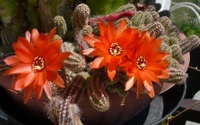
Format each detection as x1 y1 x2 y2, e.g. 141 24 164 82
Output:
3 28 70 103
82 19 141 81
123 32 169 98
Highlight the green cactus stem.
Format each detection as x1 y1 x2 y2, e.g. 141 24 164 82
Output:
60 68 76 87
72 3 90 30
164 25 179 39
144 5 156 12
179 35 200 55
149 11 160 21
115 3 137 13
53 15 67 37
81 25 93 36
166 57 179 68
159 41 172 53
171 44 184 64
161 68 188 85
142 21 164 37
1 27 15 45
161 36 179 46
53 34 62 41
131 11 145 28
87 74 110 112
143 11 153 25
63 51 86 72
158 16 172 29
60 42 76 52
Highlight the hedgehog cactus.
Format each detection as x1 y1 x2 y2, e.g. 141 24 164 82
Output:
1 1 200 125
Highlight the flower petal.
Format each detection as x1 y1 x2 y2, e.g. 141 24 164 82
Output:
107 21 117 43
91 57 107 69
23 84 33 104
37 71 47 86
46 71 57 81
143 80 155 98
117 19 127 36
84 35 100 47
3 64 32 75
4 55 21 66
13 72 37 90
52 74 65 88
31 28 39 44
125 76 135 91
44 81 52 100
107 63 118 81
34 83 44 100
15 48 33 63
48 27 56 42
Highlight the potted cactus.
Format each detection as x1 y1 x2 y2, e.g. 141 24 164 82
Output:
0 0 199 125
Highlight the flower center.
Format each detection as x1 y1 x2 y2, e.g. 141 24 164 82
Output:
109 42 123 56
32 56 45 72
136 56 147 70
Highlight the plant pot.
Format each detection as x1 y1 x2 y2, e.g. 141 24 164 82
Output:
0 32 190 125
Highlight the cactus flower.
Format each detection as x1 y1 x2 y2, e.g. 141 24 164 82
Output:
3 28 70 103
123 33 170 98
82 19 141 81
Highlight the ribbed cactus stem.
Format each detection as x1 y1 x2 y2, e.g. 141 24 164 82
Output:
58 75 86 125
158 16 172 28
161 36 179 46
88 10 134 27
67 104 83 125
115 3 137 13
81 25 93 35
166 57 179 68
131 11 145 28
72 3 90 30
0 45 14 56
144 5 156 12
164 25 179 38
63 51 86 72
61 42 76 52
45 96 64 124
58 98 83 125
149 11 160 21
161 68 188 85
179 35 200 54
87 75 110 112
54 35 62 41
53 15 67 37
143 11 153 25
1 28 15 45
75 32 90 51
142 21 164 37
159 40 172 53
171 44 184 64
